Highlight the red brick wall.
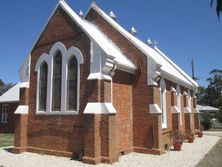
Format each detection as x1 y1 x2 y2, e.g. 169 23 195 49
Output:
113 70 133 153
85 7 198 152
16 3 199 162
0 102 18 133
14 114 28 153
27 7 90 155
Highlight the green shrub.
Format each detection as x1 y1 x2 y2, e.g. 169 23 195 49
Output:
201 113 212 130
215 111 222 123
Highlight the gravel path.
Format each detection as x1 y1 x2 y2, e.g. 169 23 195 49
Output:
196 138 222 167
0 135 220 167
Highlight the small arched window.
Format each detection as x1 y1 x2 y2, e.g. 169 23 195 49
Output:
66 56 78 111
160 79 167 128
39 62 48 111
52 51 62 111
176 85 182 125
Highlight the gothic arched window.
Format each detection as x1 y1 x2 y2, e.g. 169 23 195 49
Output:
39 62 48 111
52 51 62 111
67 56 78 111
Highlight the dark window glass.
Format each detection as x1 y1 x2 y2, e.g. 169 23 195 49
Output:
39 62 48 111
67 56 78 111
52 51 62 111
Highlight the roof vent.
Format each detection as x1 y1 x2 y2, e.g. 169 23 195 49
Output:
109 11 116 20
146 38 153 46
79 9 84 18
130 26 137 36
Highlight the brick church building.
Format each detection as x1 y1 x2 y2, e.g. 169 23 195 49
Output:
13 0 200 164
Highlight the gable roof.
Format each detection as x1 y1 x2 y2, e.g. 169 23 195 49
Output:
87 3 198 89
26 1 136 74
0 83 20 103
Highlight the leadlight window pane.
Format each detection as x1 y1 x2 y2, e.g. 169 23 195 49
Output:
52 51 62 111
2 104 9 123
67 56 78 111
39 62 48 111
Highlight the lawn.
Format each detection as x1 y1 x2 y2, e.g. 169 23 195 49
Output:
0 133 14 147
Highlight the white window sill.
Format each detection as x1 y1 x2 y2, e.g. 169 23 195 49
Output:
36 111 79 115
162 124 167 129
1 122 8 124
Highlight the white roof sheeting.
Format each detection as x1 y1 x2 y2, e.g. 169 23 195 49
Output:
89 4 198 89
197 105 219 112
0 83 20 103
59 1 136 71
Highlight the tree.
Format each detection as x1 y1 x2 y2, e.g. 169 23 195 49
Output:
0 79 14 96
0 79 4 86
211 0 222 19
205 69 222 109
197 86 207 105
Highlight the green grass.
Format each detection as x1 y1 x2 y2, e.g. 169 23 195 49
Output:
0 133 14 147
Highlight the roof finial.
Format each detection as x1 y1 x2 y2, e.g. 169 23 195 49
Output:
109 11 116 20
92 0 97 4
153 40 158 48
146 38 153 46
79 9 84 18
130 26 137 36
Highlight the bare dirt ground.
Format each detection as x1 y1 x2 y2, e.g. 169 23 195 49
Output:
196 131 222 167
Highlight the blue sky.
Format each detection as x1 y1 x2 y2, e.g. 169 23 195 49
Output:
0 0 221 87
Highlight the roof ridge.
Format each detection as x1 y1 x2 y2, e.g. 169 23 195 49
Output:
87 4 198 89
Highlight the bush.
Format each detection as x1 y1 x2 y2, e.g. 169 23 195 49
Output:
201 113 212 130
215 111 222 123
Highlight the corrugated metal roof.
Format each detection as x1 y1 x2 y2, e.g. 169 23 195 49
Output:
197 105 219 111
0 83 20 103
88 3 198 89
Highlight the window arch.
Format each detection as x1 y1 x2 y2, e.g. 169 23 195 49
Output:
52 51 62 111
35 42 84 114
176 85 182 125
160 79 167 128
66 56 78 111
39 62 48 111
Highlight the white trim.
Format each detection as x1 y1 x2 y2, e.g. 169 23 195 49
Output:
170 86 176 92
19 82 30 88
171 106 180 113
194 108 200 113
183 90 188 96
111 78 113 103
83 102 117 114
176 85 182 125
14 105 29 115
188 90 192 112
149 104 162 114
184 107 192 113
87 72 112 80
35 54 50 113
35 42 84 114
36 110 79 115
